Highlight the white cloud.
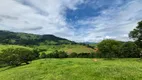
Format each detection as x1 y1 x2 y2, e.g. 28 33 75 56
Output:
0 0 83 38
0 0 142 42
74 0 142 42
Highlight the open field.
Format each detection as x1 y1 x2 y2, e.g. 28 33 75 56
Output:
0 58 142 80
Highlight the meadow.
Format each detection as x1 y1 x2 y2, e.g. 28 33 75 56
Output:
0 58 142 80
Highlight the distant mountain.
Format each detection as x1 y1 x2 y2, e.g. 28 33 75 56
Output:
0 30 76 45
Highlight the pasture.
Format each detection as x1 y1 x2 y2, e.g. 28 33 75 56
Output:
0 58 142 80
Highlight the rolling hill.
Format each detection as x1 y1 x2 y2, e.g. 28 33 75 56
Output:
0 30 76 45
0 30 95 54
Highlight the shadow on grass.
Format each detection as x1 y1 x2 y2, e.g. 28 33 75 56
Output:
136 58 142 62
0 63 29 72
0 66 14 72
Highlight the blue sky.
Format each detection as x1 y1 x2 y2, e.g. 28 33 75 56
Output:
0 0 142 42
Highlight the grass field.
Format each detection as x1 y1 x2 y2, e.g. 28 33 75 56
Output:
0 58 142 80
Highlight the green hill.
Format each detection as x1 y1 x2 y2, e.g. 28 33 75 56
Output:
0 30 76 45
0 30 95 54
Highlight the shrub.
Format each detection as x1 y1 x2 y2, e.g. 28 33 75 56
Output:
58 51 68 58
88 52 96 58
33 48 40 58
68 52 78 58
39 52 47 58
77 53 90 58
46 50 59 58
46 51 68 58
0 47 36 66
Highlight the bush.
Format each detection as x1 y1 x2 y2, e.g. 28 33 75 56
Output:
97 39 121 58
89 52 96 58
68 52 78 58
49 50 59 58
46 51 68 58
119 42 140 58
39 52 47 58
0 47 36 66
33 48 40 58
58 51 68 58
77 53 90 58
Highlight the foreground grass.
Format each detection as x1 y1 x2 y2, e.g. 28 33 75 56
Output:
0 58 142 80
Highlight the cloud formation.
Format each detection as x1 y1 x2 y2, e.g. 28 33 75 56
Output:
0 0 142 42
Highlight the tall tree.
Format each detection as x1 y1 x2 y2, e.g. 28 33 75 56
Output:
129 21 142 48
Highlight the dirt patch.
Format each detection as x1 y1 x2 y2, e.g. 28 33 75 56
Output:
93 59 98 62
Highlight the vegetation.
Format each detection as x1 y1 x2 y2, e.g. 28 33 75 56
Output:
0 58 142 80
0 46 38 66
119 41 140 58
129 21 142 48
97 39 121 58
0 30 76 46
97 39 141 58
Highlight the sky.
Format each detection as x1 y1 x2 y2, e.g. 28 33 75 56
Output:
0 0 142 42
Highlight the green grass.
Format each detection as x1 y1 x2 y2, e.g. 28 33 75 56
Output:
61 45 95 54
0 58 142 80
37 44 95 54
0 45 32 53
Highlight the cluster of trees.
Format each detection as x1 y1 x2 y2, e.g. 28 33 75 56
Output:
97 21 142 58
97 40 141 58
39 51 96 58
0 47 39 66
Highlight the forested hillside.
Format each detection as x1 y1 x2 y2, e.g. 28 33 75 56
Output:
0 30 76 45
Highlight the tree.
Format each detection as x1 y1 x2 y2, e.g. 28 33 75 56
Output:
97 39 121 58
129 21 142 48
119 42 140 58
0 47 36 66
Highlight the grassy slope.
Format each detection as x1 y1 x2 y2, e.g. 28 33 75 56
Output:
0 58 142 80
35 44 95 54
61 45 95 54
0 45 32 53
